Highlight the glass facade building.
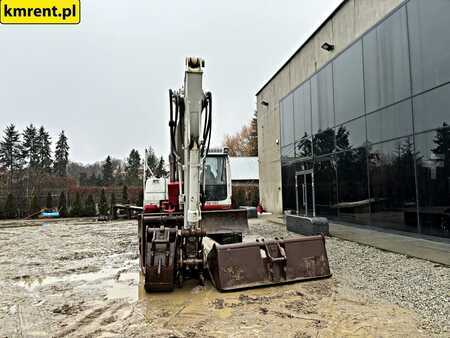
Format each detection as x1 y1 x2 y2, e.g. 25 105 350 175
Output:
280 0 450 239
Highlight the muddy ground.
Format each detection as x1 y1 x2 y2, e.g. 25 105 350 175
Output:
0 217 447 337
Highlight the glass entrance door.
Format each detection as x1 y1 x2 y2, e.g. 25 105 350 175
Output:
295 170 315 217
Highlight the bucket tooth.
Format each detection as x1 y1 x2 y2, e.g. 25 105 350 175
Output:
207 235 331 291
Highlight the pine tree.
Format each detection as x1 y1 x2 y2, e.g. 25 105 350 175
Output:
58 191 67 217
432 123 450 170
84 194 96 217
37 126 52 173
46 192 53 209
4 193 17 219
102 156 114 186
99 189 108 215
0 124 24 185
126 149 141 185
95 174 103 186
22 124 40 169
146 146 159 176
30 192 40 215
155 156 168 178
71 192 82 217
249 111 258 156
336 125 350 152
54 131 69 177
122 185 129 204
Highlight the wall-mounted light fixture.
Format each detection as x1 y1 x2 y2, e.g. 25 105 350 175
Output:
261 100 269 107
321 42 335 52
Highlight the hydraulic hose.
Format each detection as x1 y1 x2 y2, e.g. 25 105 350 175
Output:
204 92 212 157
169 89 175 155
202 96 210 142
200 92 212 157
178 97 185 148
169 90 182 159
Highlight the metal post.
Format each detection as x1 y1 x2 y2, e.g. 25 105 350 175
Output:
295 174 299 215
311 172 316 218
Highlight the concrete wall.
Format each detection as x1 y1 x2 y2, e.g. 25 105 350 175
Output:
256 0 404 213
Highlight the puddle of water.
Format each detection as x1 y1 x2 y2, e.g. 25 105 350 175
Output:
119 272 138 282
136 278 217 326
14 268 141 302
135 274 301 328
16 270 115 290
216 307 232 319
15 262 309 312
14 251 143 302
103 271 140 302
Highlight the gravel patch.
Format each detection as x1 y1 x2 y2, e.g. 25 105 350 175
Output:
327 238 450 335
250 219 450 336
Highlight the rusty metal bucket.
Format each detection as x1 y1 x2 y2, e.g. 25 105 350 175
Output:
206 235 331 291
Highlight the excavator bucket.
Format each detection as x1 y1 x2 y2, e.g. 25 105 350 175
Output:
206 235 331 291
200 209 249 234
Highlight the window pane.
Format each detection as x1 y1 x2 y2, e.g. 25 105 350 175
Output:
280 94 294 147
336 147 369 224
281 144 295 164
313 129 335 157
205 156 227 185
314 155 337 217
295 137 313 159
363 7 410 112
282 165 296 211
415 130 450 238
311 64 334 134
335 116 366 151
367 99 413 144
282 161 314 212
413 83 450 134
295 160 314 172
204 156 227 201
408 0 450 94
333 41 364 124
368 138 418 233
294 81 312 140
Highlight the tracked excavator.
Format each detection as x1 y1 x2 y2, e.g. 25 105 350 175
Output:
138 57 331 292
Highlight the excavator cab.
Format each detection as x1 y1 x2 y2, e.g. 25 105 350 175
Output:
199 150 250 235
202 152 231 210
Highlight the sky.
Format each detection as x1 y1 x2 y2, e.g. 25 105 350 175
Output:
1 0 343 164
